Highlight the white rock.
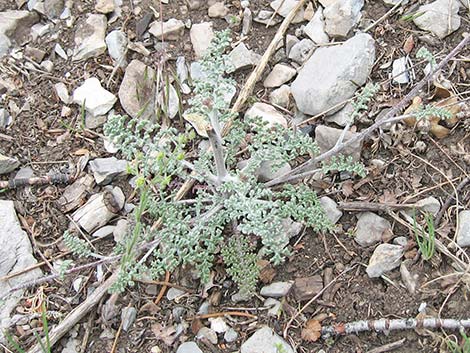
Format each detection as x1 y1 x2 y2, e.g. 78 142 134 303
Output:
0 10 38 57
416 197 441 216
113 219 129 243
72 14 107 61
245 102 287 128
209 317 229 333
260 281 293 298
242 7 252 35
44 0 64 19
285 34 299 56
176 342 203 353
226 43 261 73
263 64 296 88
89 157 128 185
167 287 186 301
54 43 68 60
288 38 314 64
95 0 115 13
355 212 392 247
119 60 156 120
208 2 229 18
106 30 128 67
457 210 470 247
157 83 179 119
149 18 185 40
54 82 70 104
241 326 294 353
304 7 329 45
323 0 364 38
383 0 409 5
31 22 51 40
0 153 20 175
292 33 375 116
41 60 54 72
320 196 342 224
73 78 117 117
190 22 214 59
366 244 404 278
413 0 460 39
270 0 305 24
392 57 409 84
92 225 115 238
269 85 291 108
315 125 362 161
197 327 218 344
264 298 282 317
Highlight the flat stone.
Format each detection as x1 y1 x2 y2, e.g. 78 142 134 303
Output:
264 298 281 317
176 342 203 353
315 125 362 161
241 326 294 353
73 78 117 117
245 102 287 128
190 22 214 59
366 244 404 278
325 101 355 127
0 200 42 343
44 0 64 18
270 0 305 24
304 7 329 44
392 57 409 84
92 225 115 238
167 287 186 301
106 30 128 67
119 60 156 120
149 18 185 40
113 219 129 243
292 33 375 116
0 153 20 175
72 14 107 61
413 0 460 39
457 210 470 247
260 281 293 298
0 10 39 57
415 196 441 216
208 2 229 18
89 157 128 185
292 275 323 301
95 0 115 14
355 212 392 247
288 38 314 64
320 196 342 224
121 307 137 332
263 64 296 88
224 328 238 343
226 43 261 73
54 82 70 104
269 85 291 108
24 45 46 62
254 10 282 26
197 327 218 344
57 174 95 213
323 0 364 38
136 12 153 39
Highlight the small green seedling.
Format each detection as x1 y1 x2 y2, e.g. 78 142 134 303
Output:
413 212 436 261
446 330 470 353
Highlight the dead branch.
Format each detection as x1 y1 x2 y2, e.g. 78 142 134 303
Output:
365 338 406 353
435 176 470 226
337 202 417 212
0 173 74 189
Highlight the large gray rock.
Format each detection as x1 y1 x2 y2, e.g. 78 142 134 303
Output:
118 59 156 120
190 22 214 59
457 210 470 247
226 43 261 73
241 326 294 353
72 14 107 61
88 157 128 185
288 38 314 64
413 0 460 39
366 244 403 278
0 201 42 343
291 33 375 116
355 212 392 247
0 10 39 57
72 78 117 117
314 125 362 161
0 154 20 175
323 0 364 38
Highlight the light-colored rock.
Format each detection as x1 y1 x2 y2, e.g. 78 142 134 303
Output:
95 0 115 13
31 22 51 40
61 337 80 353
209 317 229 333
383 0 409 5
197 327 218 344
325 101 354 127
72 14 107 61
366 244 404 278
44 0 64 18
0 154 20 175
55 43 68 60
254 10 282 26
54 82 70 104
0 108 11 128
264 298 282 317
416 197 441 216
260 281 293 298
190 22 214 59
285 34 299 56
92 225 115 238
176 342 203 353
119 60 156 120
270 0 305 24
0 10 39 57
89 157 128 185
149 18 185 40
392 57 410 84
121 307 137 332
413 0 460 39
226 43 261 73
241 326 294 353
41 59 53 71
269 85 291 108
245 102 287 128
315 125 362 161
73 78 117 117
167 287 186 301
224 328 238 342
304 7 329 44
288 38 314 64
291 33 375 116
320 196 342 224
457 210 470 247
0 201 42 343
263 64 296 88
113 219 129 243
355 212 392 247
242 7 252 35
292 275 323 301
106 30 127 67
258 161 291 182
157 83 179 119
208 2 229 17
323 0 364 38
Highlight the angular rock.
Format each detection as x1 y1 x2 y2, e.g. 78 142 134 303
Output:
254 10 282 26
245 102 287 128
136 12 153 39
320 196 342 224
0 10 39 57
54 82 70 104
292 33 375 116
149 18 185 40
92 225 115 238
366 244 404 278
55 43 68 60
44 0 64 19
197 327 218 344
304 7 329 45
392 57 410 84
241 326 294 353
226 43 261 73
416 196 441 216
323 0 363 38
176 342 203 353
190 22 214 59
209 317 229 333
263 64 296 88
73 78 117 117
89 157 128 185
95 0 115 14
121 307 137 332
0 153 20 175
113 219 129 243
167 287 186 301
315 125 362 161
270 0 305 24
413 0 460 39
72 14 107 61
57 174 95 213
0 108 11 128
457 210 470 247
119 60 156 120
224 328 239 342
292 275 323 301
25 45 46 62
264 298 282 317
260 281 293 298
106 30 128 67
285 34 299 56
325 101 355 127
208 2 229 18
0 200 42 343
355 212 392 247
288 38 314 64
269 85 291 108
242 7 252 35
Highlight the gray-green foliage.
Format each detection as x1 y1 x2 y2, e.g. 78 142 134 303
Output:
350 83 379 122
63 231 92 258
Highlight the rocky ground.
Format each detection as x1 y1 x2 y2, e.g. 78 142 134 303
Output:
1 0 470 352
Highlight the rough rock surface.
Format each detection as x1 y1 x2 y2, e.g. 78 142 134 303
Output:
413 0 461 39
355 212 392 247
149 18 185 40
304 7 329 44
190 22 214 59
323 0 364 38
72 77 117 117
291 33 375 116
457 210 470 247
320 196 342 224
315 125 362 161
366 244 404 278
263 63 297 88
72 14 107 61
245 102 287 128
0 153 20 175
241 326 294 353
0 10 39 56
270 0 305 24
89 157 128 185
226 43 261 73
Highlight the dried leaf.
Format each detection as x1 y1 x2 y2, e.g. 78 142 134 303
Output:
151 323 177 346
429 123 450 139
183 112 209 137
434 96 461 126
74 148 90 156
301 319 322 342
403 35 414 54
341 180 354 197
403 96 422 126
